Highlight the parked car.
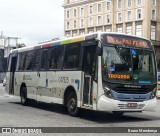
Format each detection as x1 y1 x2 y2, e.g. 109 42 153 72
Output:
3 77 6 86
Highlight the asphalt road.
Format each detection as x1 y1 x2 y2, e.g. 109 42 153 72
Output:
0 84 160 136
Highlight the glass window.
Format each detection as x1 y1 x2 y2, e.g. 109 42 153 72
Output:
106 14 110 24
117 0 122 9
102 46 156 84
117 24 123 33
117 12 122 22
80 7 84 16
34 49 41 71
73 20 77 29
97 16 102 25
152 10 156 20
49 46 64 70
102 46 132 83
66 21 70 30
151 22 156 40
66 10 70 18
132 49 156 83
97 3 102 13
73 31 77 36
88 16 93 27
127 0 132 7
89 5 93 14
88 29 94 34
106 1 111 11
152 0 156 6
63 44 81 69
105 26 112 32
24 51 35 71
137 0 142 6
41 49 48 70
136 22 142 37
126 23 132 35
83 46 97 75
80 18 84 28
18 53 26 71
127 11 131 21
136 9 142 19
74 8 77 17
79 30 85 35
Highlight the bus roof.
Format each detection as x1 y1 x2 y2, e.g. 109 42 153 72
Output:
10 32 151 53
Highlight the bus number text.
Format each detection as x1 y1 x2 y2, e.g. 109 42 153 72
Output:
58 77 69 83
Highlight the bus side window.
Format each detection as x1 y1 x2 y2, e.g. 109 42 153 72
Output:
24 51 35 71
34 49 41 71
40 49 49 70
49 46 64 70
63 44 81 69
17 53 26 71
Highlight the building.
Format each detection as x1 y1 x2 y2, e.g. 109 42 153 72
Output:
63 0 160 70
0 33 20 81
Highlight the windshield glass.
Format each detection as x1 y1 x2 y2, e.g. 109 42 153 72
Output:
102 45 157 84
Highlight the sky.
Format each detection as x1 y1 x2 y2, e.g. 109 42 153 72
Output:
0 0 64 46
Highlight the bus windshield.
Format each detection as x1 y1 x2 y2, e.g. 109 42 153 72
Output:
102 45 157 84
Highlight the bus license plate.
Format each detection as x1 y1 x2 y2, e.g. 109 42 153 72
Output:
127 103 138 107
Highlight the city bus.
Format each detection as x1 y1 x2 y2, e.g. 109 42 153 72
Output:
5 32 157 116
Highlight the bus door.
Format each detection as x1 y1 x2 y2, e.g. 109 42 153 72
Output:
82 45 97 107
37 49 49 101
6 53 17 95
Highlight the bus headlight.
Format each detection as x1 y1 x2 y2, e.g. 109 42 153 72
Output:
150 87 157 99
103 84 112 98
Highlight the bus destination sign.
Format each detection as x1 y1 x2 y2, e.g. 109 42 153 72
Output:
106 36 149 48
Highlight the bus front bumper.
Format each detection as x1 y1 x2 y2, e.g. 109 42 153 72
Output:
97 95 157 112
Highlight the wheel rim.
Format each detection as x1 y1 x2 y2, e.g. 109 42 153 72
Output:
68 97 76 112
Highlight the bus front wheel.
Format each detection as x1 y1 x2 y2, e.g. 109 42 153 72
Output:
20 87 28 106
67 92 79 116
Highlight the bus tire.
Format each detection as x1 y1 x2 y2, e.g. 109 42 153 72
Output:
20 87 28 106
67 92 79 116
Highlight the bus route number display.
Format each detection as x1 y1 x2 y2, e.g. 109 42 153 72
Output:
106 36 149 48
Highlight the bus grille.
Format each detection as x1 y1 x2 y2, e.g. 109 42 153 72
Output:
115 87 150 94
118 104 145 110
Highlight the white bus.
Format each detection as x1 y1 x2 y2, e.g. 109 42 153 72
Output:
5 32 157 116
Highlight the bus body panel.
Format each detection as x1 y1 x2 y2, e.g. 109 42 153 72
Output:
14 71 38 99
97 95 157 112
5 72 11 94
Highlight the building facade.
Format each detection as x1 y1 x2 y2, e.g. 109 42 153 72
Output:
63 0 160 70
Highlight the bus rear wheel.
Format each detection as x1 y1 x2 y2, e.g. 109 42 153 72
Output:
67 92 79 116
20 87 28 106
